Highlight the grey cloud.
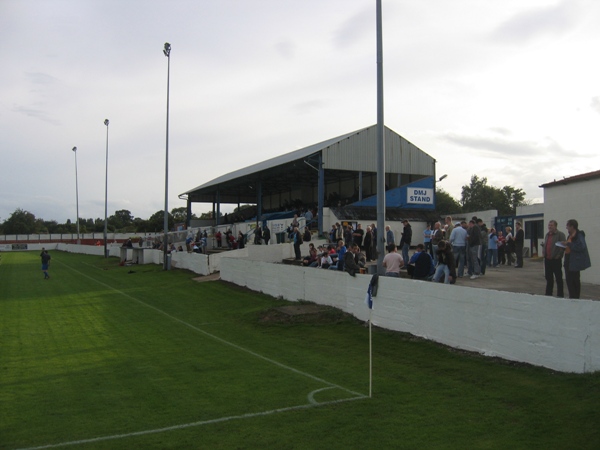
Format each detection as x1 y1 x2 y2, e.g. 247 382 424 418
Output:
12 105 61 125
442 132 577 158
26 72 58 85
333 7 372 49
490 1 580 44
591 96 600 115
290 99 326 115
489 127 512 136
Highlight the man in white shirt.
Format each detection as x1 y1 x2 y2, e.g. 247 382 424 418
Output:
449 221 468 277
382 243 404 277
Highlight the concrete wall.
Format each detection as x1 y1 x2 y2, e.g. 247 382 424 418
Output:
220 257 600 374
544 179 599 284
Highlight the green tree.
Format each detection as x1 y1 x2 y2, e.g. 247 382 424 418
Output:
435 189 462 215
171 207 189 224
147 210 174 232
108 209 134 231
460 175 527 216
498 185 528 216
133 217 148 233
2 209 38 234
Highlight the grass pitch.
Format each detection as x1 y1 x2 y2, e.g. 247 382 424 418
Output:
1 251 599 449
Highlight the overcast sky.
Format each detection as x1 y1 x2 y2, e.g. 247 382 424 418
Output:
2 0 599 224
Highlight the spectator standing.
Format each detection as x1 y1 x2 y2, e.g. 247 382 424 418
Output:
497 230 506 265
385 225 395 251
445 216 454 239
292 226 302 260
477 219 488 275
431 222 443 263
423 224 433 256
449 221 468 278
353 223 365 249
514 222 524 268
487 228 499 268
400 220 412 267
543 220 566 297
505 226 515 266
344 225 353 247
563 219 592 299
304 209 313 227
467 219 482 279
237 231 245 249
254 226 263 245
263 226 271 245
329 225 337 243
363 226 374 261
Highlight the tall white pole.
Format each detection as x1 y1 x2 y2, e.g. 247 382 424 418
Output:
376 0 386 275
72 147 80 244
163 42 171 270
104 119 109 258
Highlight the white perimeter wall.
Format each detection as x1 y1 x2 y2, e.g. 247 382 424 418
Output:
15 240 599 373
220 256 600 374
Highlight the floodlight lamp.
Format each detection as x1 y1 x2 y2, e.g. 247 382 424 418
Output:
163 42 171 57
438 174 448 182
72 146 77 152
104 119 109 126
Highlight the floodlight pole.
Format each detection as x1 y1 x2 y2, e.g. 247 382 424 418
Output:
375 0 386 276
163 42 171 270
72 147 80 244
104 119 110 258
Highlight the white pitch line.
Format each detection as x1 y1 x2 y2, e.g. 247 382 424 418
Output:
16 260 370 449
65 261 363 397
16 395 365 450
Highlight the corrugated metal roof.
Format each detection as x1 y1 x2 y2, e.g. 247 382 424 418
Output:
322 126 435 175
180 127 364 195
180 124 435 198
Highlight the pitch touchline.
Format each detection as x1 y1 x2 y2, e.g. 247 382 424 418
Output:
16 395 366 450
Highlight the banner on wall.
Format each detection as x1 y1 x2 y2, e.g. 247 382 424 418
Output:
350 176 436 210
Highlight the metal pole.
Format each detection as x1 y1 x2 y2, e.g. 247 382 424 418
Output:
104 119 109 258
72 147 80 244
376 0 386 274
163 42 171 270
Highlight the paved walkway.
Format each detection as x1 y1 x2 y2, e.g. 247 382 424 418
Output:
434 257 600 300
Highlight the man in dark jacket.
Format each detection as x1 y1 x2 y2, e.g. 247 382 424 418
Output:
514 221 525 268
400 220 412 268
467 218 481 279
433 240 456 284
262 225 271 245
563 219 592 299
344 243 361 277
543 219 566 297
407 244 435 280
